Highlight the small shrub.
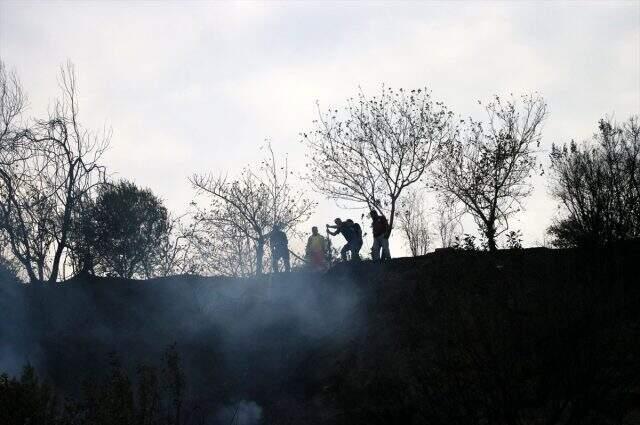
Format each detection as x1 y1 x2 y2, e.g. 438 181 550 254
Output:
504 230 523 249
452 234 479 251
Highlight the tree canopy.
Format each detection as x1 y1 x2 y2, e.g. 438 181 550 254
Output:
548 116 640 247
85 180 170 279
302 86 455 237
435 94 546 251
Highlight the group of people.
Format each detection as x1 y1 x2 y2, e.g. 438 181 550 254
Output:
325 210 391 262
267 209 392 273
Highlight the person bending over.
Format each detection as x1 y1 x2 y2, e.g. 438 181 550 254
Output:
327 218 361 261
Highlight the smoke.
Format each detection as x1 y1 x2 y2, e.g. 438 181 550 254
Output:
0 269 365 418
216 400 262 425
0 276 42 377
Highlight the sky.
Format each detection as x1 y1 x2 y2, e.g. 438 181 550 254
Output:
1 0 639 255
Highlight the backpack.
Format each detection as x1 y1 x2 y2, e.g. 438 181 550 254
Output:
353 223 363 240
270 229 288 248
340 223 355 241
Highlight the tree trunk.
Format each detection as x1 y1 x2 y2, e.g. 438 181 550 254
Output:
256 236 264 275
1 176 38 283
50 230 70 281
48 166 76 284
37 259 44 282
25 265 38 284
14 250 37 283
387 200 396 238
486 221 497 252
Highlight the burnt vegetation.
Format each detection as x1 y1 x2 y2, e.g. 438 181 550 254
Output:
1 346 186 425
1 244 639 424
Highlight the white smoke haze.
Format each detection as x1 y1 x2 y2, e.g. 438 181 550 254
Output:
0 270 365 420
216 400 263 425
0 279 41 376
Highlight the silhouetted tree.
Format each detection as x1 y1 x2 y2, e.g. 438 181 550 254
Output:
548 116 640 247
162 344 185 425
148 213 201 277
435 196 463 248
66 193 97 277
0 345 194 424
189 221 258 277
0 365 59 425
85 180 170 279
136 365 161 425
0 60 26 168
398 189 432 256
0 59 35 281
302 86 454 239
0 61 55 282
0 247 20 283
435 94 546 251
0 61 108 283
83 354 135 425
191 144 314 275
503 229 523 249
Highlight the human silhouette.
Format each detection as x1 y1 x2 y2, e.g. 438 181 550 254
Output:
268 224 290 272
327 218 362 261
306 226 328 271
370 209 391 260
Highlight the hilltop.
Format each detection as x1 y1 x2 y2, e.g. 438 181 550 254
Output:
1 244 639 424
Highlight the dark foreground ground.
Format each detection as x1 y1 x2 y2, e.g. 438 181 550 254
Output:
1 243 639 424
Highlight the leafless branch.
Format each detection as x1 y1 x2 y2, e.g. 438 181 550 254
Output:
302 86 455 239
435 94 546 251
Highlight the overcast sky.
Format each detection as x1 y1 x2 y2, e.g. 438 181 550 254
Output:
1 0 639 254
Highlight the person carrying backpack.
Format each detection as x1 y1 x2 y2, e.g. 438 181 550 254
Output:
345 219 363 260
326 218 361 261
370 209 391 261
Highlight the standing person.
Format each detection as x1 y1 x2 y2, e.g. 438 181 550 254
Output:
327 218 360 261
370 209 391 260
345 219 363 260
306 226 327 271
269 224 290 272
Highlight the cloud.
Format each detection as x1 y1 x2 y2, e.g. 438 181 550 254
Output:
1 0 638 250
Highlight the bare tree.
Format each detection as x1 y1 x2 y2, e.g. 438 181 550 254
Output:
548 116 640 247
191 169 270 276
0 60 27 165
189 221 258 278
190 144 315 275
0 61 56 282
397 189 432 256
0 243 21 282
435 196 463 248
0 61 108 283
435 94 546 251
0 60 43 283
148 213 201 277
302 86 454 238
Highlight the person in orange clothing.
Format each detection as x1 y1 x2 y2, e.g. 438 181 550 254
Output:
305 226 327 271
